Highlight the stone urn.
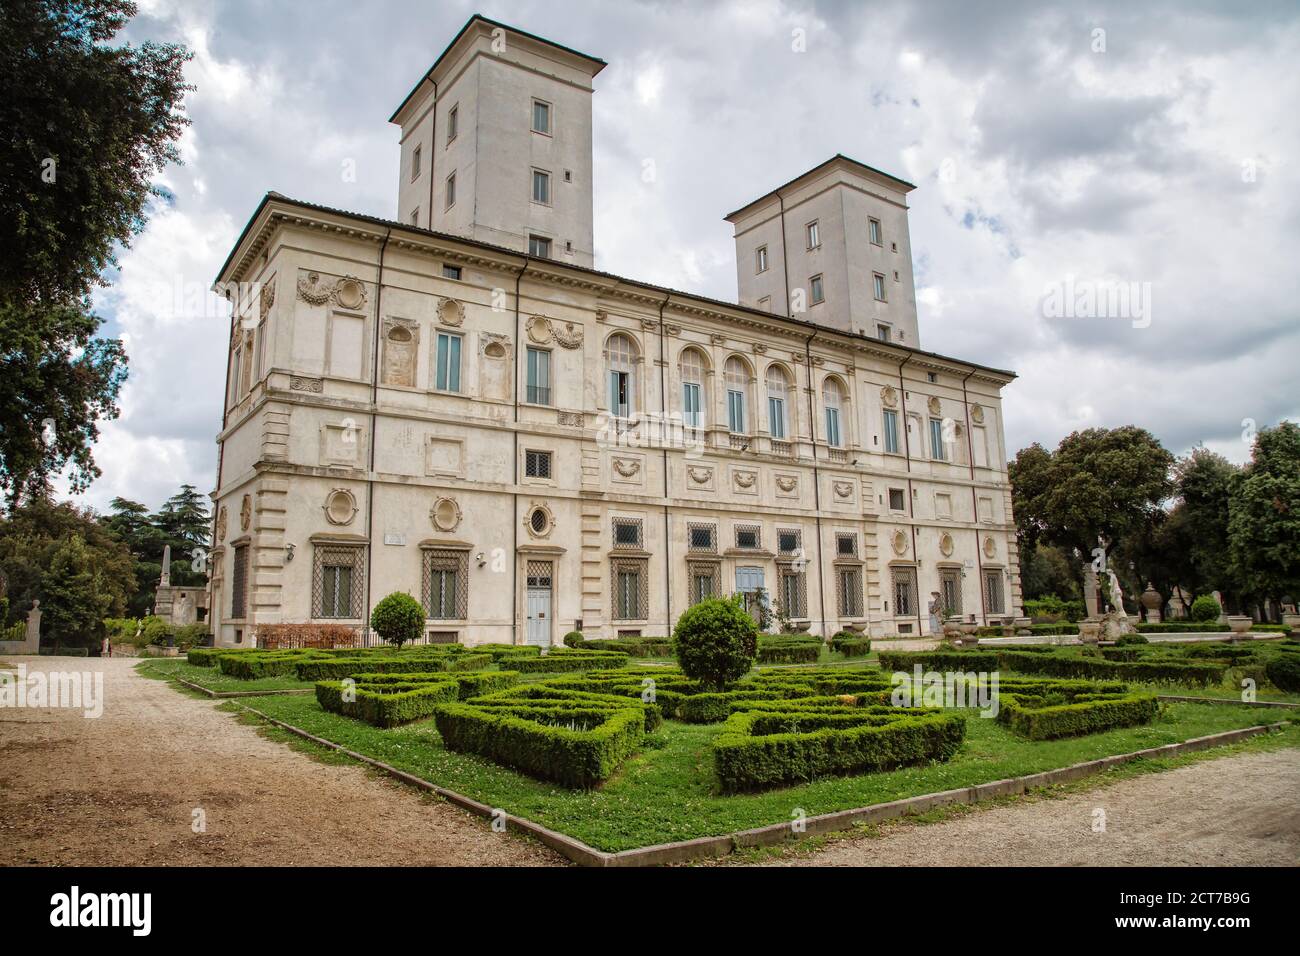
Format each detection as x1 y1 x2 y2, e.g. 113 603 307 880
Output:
1079 620 1102 644
1014 616 1033 636
1139 583 1163 623
1282 612 1300 633
1225 615 1253 640
959 622 979 643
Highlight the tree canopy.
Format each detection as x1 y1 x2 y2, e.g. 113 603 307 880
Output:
1228 422 1300 604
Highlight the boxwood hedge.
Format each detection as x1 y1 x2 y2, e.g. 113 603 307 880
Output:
511 650 629 673
997 687 1159 740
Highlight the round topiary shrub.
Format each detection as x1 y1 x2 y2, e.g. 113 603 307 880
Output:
370 592 424 648
671 596 758 690
1116 633 1149 646
1189 595 1221 622
563 630 584 648
1265 655 1300 693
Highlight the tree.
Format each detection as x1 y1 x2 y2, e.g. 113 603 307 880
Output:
671 596 758 690
41 536 115 647
1228 422 1300 607
370 592 424 648
0 1 191 501
153 484 210 586
1019 543 1081 601
102 495 164 615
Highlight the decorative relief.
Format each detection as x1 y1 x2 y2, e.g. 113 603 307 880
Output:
733 470 758 490
811 355 825 367
688 466 713 485
640 319 657 331
437 297 465 327
971 404 985 424
892 530 909 556
478 332 513 359
239 495 252 532
216 507 227 543
927 396 942 416
524 502 555 539
290 375 324 393
752 343 768 355
776 475 798 493
710 333 727 346
833 480 855 500
324 488 358 526
296 271 332 306
664 324 681 337
259 277 276 320
430 496 462 533
557 411 585 428
984 536 998 559
939 532 955 557
296 272 369 311
881 385 898 408
526 314 583 349
334 276 367 311
612 458 642 478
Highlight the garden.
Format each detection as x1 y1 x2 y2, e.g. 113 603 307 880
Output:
136 595 1300 856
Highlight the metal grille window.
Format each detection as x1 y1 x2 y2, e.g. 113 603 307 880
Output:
888 488 906 511
526 347 551 405
984 569 1005 615
612 517 643 549
777 529 800 555
423 549 468 619
687 522 716 552
611 558 648 620
735 524 761 550
892 566 918 619
837 566 863 617
940 569 962 617
526 560 553 589
779 569 807 618
231 544 248 619
525 449 552 479
836 533 857 557
688 562 721 605
314 545 365 619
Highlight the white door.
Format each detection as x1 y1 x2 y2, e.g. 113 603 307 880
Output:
525 561 553 646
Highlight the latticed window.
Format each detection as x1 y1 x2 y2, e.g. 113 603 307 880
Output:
891 566 918 619
779 569 807 618
688 562 721 605
611 557 648 620
940 569 962 617
735 524 761 550
984 569 1005 615
777 529 800 555
525 449 552 479
612 517 643 549
313 545 365 619
423 549 468 619
687 522 716 552
837 566 863 617
836 533 857 557
231 544 248 619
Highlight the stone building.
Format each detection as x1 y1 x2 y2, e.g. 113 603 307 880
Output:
206 14 1021 648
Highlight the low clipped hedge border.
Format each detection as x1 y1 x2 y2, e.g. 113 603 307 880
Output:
755 642 821 664
314 670 519 726
829 634 871 657
996 651 1224 687
997 689 1159 740
879 650 1000 672
295 653 490 681
713 707 966 793
512 651 629 673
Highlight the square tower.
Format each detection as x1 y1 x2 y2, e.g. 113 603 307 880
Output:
390 15 605 266
725 155 921 346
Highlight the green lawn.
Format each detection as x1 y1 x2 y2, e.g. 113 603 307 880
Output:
229 692 1293 852
137 659 314 694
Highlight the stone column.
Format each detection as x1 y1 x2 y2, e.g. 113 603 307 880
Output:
23 601 41 653
1082 564 1100 618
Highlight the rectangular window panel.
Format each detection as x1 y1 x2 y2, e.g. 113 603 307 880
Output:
436 333 461 392
611 558 648 620
688 524 715 551
877 323 891 342
526 347 551 405
869 218 881 245
836 533 857 556
423 550 468 619
445 172 456 209
883 409 900 453
874 273 887 300
781 571 807 619
756 246 767 273
609 370 630 418
442 264 462 280
892 567 917 619
768 397 785 439
929 418 946 460
825 406 841 447
735 525 760 550
728 390 745 433
313 545 364 620
231 545 248 619
807 221 819 248
447 105 458 142
532 100 551 134
889 488 906 511
682 382 701 428
532 169 550 204
613 518 643 549
984 570 1005 614
810 274 824 304
777 530 799 554
524 449 552 479
940 569 962 617
838 567 862 617
528 235 552 258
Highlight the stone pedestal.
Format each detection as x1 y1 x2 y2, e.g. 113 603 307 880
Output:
1140 583 1162 624
1079 619 1102 643
1082 565 1101 619
1225 615 1253 640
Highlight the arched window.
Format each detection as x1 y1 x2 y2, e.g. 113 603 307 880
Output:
823 377 844 447
382 323 416 387
766 366 790 440
606 333 638 418
680 348 706 429
724 357 750 434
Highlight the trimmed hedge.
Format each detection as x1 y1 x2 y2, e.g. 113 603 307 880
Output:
356 670 520 698
294 653 490 681
829 633 871 657
1137 621 1229 633
997 687 1159 740
511 651 629 673
316 678 459 727
218 651 319 679
186 647 259 667
878 650 999 672
433 689 649 788
755 641 821 664
573 636 674 657
1265 655 1300 692
712 706 966 793
996 650 1224 687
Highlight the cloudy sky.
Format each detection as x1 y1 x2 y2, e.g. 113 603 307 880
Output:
73 0 1300 513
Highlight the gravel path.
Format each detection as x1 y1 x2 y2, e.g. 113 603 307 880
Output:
749 748 1300 866
0 657 561 866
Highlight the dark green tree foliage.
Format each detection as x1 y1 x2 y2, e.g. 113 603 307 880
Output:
1019 543 1081 601
1228 422 1300 604
0 1 191 501
370 592 425 648
671 595 758 690
41 536 114 646
99 486 209 615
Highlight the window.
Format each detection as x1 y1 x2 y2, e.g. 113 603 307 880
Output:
882 409 900 454
409 208 420 226
874 273 887 301
314 545 363 619
892 566 918 618
735 525 761 550
445 171 456 209
689 563 720 605
606 333 638 418
532 168 551 204
526 347 551 405
411 145 422 181
612 517 643 549
231 544 248 619
435 331 461 392
688 523 716 552
680 348 705 429
424 549 468 619
532 99 551 134
869 217 882 245
984 569 1005 614
940 569 962 617
806 220 819 248
756 245 768 273
528 235 552 258
564 170 572 182
810 274 824 304
442 264 462 280
876 323 891 342
929 418 947 460
446 104 458 143
836 532 857 557
766 366 790 440
777 529 800 554
529 507 550 534
927 371 938 383
838 566 863 617
525 449 552 479
823 378 844 448
888 488 906 512
725 357 749 433
612 558 648 620
780 569 807 618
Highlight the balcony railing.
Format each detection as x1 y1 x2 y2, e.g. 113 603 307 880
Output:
770 439 793 457
826 447 848 463
728 433 751 451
